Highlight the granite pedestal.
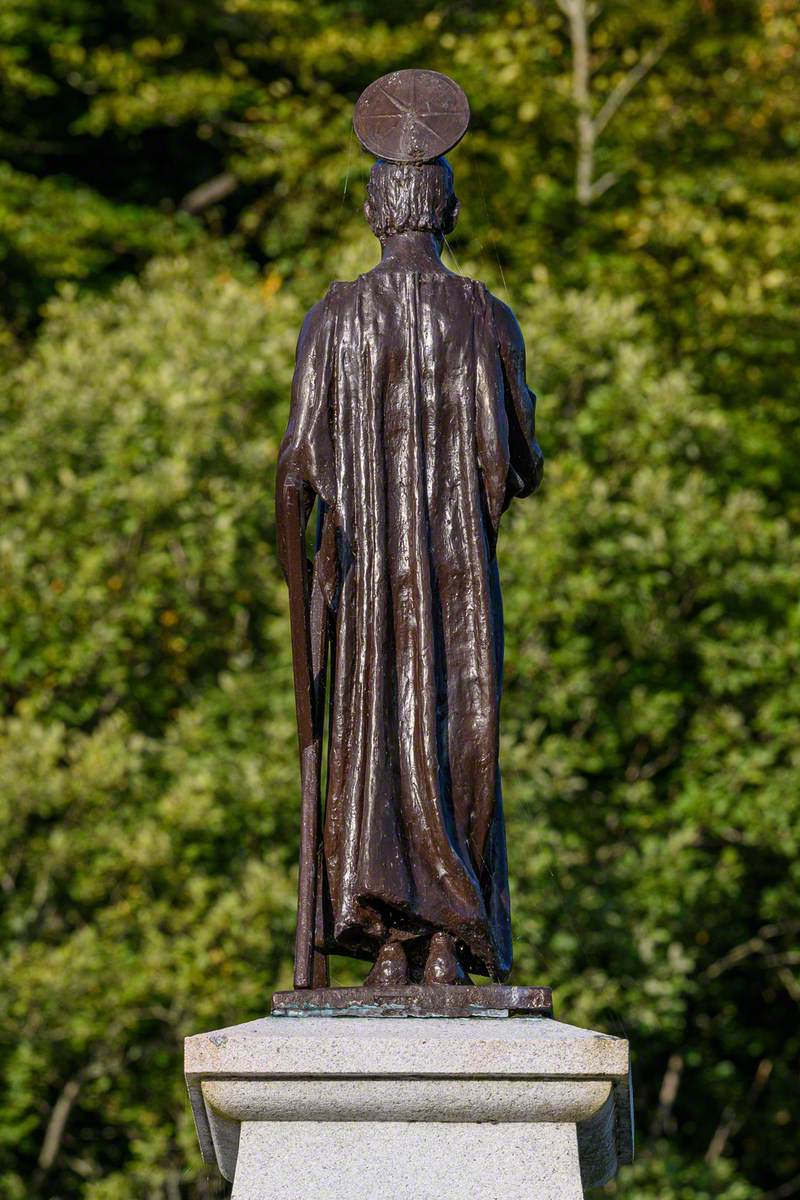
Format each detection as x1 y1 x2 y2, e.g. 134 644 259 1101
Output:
185 1015 633 1198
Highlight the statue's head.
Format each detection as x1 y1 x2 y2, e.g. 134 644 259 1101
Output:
364 157 460 245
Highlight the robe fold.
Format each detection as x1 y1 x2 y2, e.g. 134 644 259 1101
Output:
277 270 542 980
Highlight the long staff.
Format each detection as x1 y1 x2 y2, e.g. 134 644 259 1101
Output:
282 488 329 989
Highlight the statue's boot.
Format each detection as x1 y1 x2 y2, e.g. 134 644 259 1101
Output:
363 938 409 987
422 932 472 985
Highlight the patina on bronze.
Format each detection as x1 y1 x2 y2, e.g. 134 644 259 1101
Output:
275 69 545 1017
272 985 553 1019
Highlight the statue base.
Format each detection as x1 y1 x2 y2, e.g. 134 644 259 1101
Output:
271 983 553 1018
185 1015 633 1198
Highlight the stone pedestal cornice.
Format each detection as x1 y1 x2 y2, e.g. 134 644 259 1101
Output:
185 1015 633 1197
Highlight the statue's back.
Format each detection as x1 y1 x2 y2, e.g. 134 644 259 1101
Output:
276 74 542 995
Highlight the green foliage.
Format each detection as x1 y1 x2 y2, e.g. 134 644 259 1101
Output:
1 0 799 1196
0 164 199 328
0 257 304 1197
1 253 298 729
499 286 800 1196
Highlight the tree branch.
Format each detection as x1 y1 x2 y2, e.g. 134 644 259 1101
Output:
37 1057 115 1174
38 1075 84 1171
556 0 673 205
650 1052 684 1137
180 171 238 214
777 966 800 1004
588 170 618 202
593 35 671 140
703 922 800 981
705 1058 772 1164
557 0 596 204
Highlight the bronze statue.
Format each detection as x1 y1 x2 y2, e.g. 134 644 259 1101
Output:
274 70 546 1017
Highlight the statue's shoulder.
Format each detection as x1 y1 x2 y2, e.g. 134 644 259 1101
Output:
295 298 329 354
302 279 363 322
481 288 525 352
481 287 521 330
297 284 350 345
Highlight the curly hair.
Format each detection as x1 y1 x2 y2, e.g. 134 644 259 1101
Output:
364 157 459 241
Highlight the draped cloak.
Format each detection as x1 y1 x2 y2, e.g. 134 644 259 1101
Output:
276 270 543 981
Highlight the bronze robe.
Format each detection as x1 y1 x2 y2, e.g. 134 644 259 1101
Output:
277 270 542 980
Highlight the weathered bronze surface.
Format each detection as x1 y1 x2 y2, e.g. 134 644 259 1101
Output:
272 986 553 1019
276 71 544 1011
353 69 470 163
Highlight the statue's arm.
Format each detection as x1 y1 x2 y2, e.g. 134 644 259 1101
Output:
492 298 544 502
276 299 332 579
276 297 335 988
276 296 335 754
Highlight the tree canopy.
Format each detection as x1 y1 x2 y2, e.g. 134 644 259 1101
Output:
1 1 798 1197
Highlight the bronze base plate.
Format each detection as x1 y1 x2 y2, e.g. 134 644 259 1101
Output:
271 985 553 1019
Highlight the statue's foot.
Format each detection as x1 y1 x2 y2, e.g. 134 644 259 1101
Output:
422 932 472 985
363 938 409 987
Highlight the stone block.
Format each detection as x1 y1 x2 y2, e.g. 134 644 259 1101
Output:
184 1015 633 1198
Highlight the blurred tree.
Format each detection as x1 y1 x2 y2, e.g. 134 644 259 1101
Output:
555 0 672 205
1 252 798 1198
2 0 798 488
1 0 799 1196
0 255 302 1198
501 282 800 1199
